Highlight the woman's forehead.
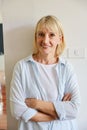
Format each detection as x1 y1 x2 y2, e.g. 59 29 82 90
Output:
37 24 58 33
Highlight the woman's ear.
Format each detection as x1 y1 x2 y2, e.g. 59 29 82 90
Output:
58 35 62 45
59 35 63 42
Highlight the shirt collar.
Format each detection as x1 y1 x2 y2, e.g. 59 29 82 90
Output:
24 54 66 65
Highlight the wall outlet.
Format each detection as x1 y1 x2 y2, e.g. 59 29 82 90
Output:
67 48 85 58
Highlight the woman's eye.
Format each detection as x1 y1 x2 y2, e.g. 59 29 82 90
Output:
38 32 44 37
50 33 55 37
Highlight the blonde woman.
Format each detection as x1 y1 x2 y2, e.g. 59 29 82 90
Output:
10 15 80 130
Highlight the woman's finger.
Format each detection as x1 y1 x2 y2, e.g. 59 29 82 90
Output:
62 93 71 101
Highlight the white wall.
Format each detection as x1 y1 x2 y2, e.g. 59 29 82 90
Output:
0 55 5 71
1 0 87 130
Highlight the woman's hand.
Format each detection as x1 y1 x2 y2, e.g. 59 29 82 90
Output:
25 98 38 109
62 93 72 101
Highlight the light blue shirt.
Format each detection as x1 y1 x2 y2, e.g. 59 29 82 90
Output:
10 55 80 130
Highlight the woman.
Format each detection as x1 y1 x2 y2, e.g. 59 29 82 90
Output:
10 15 80 130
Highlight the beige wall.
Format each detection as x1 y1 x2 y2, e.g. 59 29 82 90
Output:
0 55 5 71
1 0 87 130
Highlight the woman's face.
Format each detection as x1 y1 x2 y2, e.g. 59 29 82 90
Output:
36 26 61 56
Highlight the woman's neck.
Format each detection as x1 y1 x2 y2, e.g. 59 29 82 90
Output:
33 53 58 64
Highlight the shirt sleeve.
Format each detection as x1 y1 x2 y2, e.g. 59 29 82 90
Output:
53 62 81 121
10 62 37 123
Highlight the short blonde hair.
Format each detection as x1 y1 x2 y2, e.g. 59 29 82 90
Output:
33 15 66 56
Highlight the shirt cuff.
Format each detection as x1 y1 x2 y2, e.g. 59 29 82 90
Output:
53 101 65 120
22 108 37 122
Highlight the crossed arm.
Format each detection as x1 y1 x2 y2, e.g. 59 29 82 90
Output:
25 93 71 122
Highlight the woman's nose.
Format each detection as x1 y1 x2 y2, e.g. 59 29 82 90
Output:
43 35 49 44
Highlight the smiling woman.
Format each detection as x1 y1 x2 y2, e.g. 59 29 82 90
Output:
10 15 80 130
